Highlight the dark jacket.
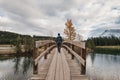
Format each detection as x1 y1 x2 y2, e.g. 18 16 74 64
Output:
56 35 62 44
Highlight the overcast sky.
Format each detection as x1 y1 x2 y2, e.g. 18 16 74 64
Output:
0 0 120 39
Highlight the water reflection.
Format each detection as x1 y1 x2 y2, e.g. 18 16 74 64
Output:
13 55 20 74
86 53 120 80
1 53 120 80
0 54 33 80
22 56 33 74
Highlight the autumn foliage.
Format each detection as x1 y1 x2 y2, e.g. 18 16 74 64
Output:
64 19 76 40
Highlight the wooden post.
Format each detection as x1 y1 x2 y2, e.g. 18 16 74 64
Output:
71 45 74 59
82 49 86 59
80 48 82 56
48 43 50 53
69 43 71 48
33 41 36 59
81 48 86 74
33 41 38 74
81 64 86 74
68 49 70 53
33 62 38 74
44 53 47 59
44 45 47 59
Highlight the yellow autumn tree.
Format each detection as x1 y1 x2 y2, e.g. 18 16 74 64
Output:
64 19 76 40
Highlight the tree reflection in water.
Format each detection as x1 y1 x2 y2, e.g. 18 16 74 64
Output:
0 54 33 80
13 55 20 74
22 56 33 74
13 54 33 75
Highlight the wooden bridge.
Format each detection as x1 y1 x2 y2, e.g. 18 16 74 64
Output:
30 40 88 80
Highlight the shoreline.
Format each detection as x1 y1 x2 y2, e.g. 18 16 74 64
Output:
0 45 32 55
0 45 16 54
87 46 120 54
96 46 120 49
94 46 120 54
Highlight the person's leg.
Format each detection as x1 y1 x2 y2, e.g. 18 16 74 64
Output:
58 43 60 53
59 43 61 52
57 44 59 52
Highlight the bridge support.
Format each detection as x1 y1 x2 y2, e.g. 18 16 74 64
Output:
33 44 38 74
81 48 86 74
33 62 38 74
71 45 74 59
81 65 86 74
44 54 47 59
44 45 47 59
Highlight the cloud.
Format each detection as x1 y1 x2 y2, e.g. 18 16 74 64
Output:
0 0 120 39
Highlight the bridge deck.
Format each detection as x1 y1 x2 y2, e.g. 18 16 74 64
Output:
30 48 88 80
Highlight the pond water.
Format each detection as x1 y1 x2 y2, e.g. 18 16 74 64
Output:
86 53 120 80
0 55 33 80
0 53 120 80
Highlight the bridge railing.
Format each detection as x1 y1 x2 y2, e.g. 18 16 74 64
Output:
33 40 56 74
63 41 86 74
33 40 86 74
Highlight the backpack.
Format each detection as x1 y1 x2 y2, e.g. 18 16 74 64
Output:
56 36 62 43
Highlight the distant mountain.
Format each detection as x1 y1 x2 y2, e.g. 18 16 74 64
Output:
89 29 120 38
100 29 120 37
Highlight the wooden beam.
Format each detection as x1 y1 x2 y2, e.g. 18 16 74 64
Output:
63 45 85 66
33 61 38 74
63 41 85 49
35 40 55 48
34 45 55 65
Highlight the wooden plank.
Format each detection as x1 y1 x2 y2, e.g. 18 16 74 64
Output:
45 49 58 80
61 48 70 80
46 48 71 80
55 53 60 80
72 75 88 80
59 53 64 80
31 75 45 80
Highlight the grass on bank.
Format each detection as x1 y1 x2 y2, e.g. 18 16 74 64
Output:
96 46 120 49
94 46 120 55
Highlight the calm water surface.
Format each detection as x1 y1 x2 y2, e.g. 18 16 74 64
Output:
0 55 33 80
86 53 120 80
0 53 120 80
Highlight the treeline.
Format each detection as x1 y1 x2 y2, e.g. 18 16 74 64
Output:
0 31 31 44
0 31 55 53
86 35 120 49
33 35 55 41
0 31 55 44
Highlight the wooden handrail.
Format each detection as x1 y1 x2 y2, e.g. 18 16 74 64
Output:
63 41 85 49
35 40 55 48
63 45 85 66
34 45 56 65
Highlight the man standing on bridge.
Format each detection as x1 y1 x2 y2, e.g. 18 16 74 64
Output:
56 33 62 53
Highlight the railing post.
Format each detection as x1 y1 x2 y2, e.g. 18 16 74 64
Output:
71 44 74 59
44 53 47 59
33 41 38 74
81 48 86 74
44 45 47 59
48 43 50 53
33 62 38 74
